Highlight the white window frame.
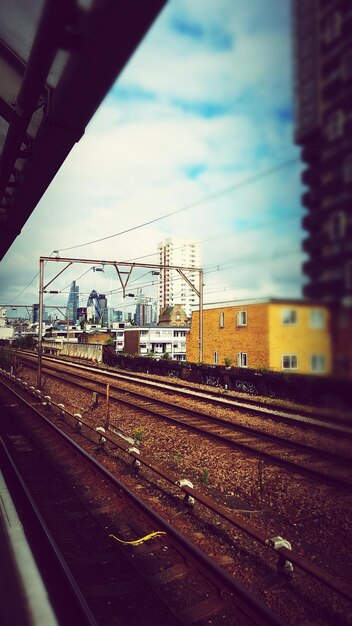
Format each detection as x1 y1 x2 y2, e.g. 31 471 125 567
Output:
214 351 218 364
219 312 224 328
309 309 325 329
237 352 247 368
282 354 298 370
311 354 326 373
236 311 247 327
281 309 297 325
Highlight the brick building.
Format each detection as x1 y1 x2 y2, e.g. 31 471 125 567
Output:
187 299 332 375
158 304 188 327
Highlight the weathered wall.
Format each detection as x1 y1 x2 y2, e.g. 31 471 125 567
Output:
187 304 269 368
268 303 332 374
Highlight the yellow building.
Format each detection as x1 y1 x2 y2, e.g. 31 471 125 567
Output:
187 299 332 375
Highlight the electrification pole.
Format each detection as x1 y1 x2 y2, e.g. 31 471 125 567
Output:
37 255 204 387
199 269 203 363
37 257 44 388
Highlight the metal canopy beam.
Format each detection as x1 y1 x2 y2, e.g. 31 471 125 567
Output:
0 0 166 260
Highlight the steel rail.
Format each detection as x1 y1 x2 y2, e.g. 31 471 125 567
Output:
17 350 352 434
16 350 352 432
17 353 352 464
2 370 352 606
20 357 352 491
0 373 287 626
0 435 98 626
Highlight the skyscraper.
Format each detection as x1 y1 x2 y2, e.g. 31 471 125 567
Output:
292 0 352 376
98 294 108 327
86 290 108 325
292 0 352 302
134 291 155 326
157 237 200 319
87 290 101 324
67 281 79 324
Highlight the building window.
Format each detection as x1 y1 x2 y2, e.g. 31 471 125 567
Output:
326 110 345 141
219 312 224 328
342 50 352 81
282 355 298 370
338 311 349 329
282 309 297 325
236 311 247 326
214 351 218 364
343 155 352 184
345 261 352 290
311 354 326 373
329 212 346 240
309 310 325 329
323 12 341 45
237 352 247 367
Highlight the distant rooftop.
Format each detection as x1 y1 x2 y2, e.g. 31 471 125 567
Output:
195 297 330 311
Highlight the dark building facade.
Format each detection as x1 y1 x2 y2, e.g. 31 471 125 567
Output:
292 0 352 376
32 304 39 324
292 0 352 300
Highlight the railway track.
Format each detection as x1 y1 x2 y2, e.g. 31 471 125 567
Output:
17 350 352 432
0 375 287 626
51 352 352 425
17 353 352 490
2 368 352 626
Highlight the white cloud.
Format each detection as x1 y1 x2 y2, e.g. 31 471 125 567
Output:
0 0 304 311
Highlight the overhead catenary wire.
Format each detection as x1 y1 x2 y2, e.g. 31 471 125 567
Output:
120 212 302 265
56 157 300 253
40 245 304 314
64 246 304 310
4 252 59 304
4 157 301 304
42 245 303 308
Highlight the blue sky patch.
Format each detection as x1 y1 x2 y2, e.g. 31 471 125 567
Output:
171 17 233 50
112 84 156 102
185 163 207 179
171 17 204 39
172 98 228 118
208 25 234 50
275 107 293 123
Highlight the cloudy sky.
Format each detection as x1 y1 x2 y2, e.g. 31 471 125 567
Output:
0 0 306 319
